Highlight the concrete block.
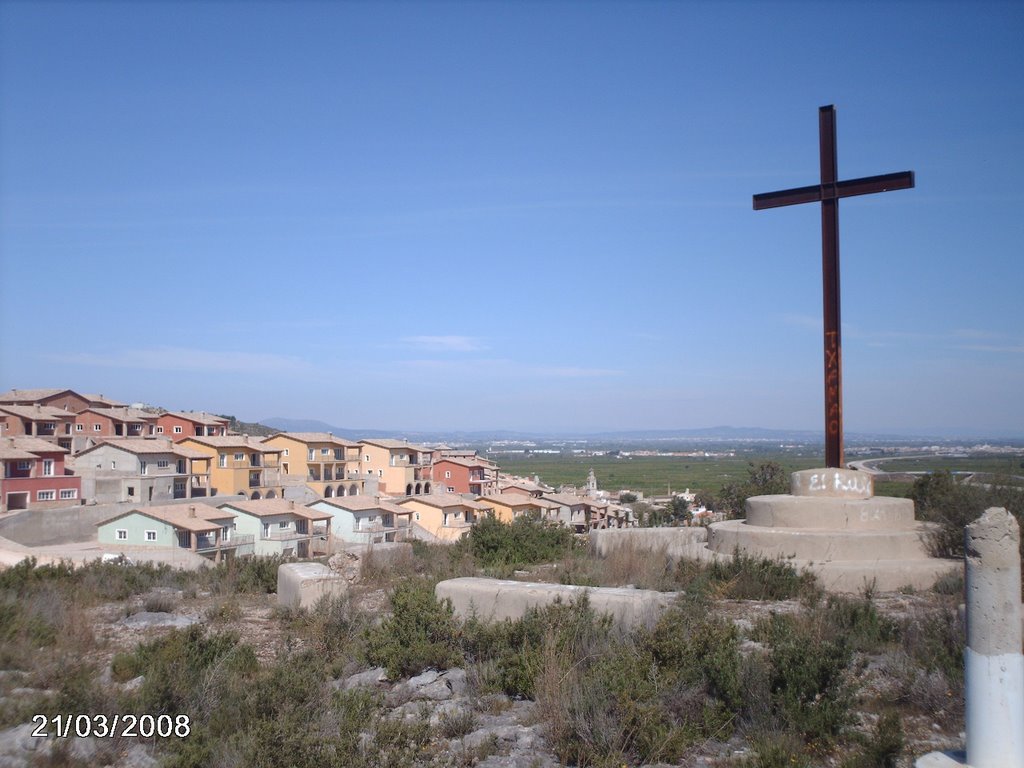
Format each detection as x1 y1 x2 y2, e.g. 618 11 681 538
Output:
791 468 873 499
745 495 915 530
277 562 347 610
589 527 707 560
435 577 677 629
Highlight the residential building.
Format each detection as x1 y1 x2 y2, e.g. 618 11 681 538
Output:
476 493 561 524
357 439 434 496
178 435 284 499
72 438 212 504
262 432 362 498
96 503 251 562
0 388 125 413
498 477 552 498
0 405 77 451
216 498 331 558
433 454 499 496
307 495 412 545
540 492 591 533
156 411 230 442
71 407 159 452
399 493 494 541
0 437 81 513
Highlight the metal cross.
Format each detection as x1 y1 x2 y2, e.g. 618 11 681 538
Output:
753 105 914 468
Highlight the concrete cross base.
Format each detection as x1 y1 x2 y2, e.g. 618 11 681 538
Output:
702 468 961 593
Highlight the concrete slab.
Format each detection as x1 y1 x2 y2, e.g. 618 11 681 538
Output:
435 577 677 629
277 562 347 610
589 527 707 560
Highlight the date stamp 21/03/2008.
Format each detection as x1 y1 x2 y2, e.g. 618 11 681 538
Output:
31 714 190 739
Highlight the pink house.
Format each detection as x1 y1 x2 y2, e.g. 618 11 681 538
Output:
0 436 81 512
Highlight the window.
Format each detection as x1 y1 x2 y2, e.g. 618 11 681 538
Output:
42 422 55 430
157 426 164 434
173 426 183 434
16 460 31 470
321 447 330 456
234 453 244 461
145 530 157 542
218 454 227 468
127 486 135 496
93 424 102 431
75 424 84 431
279 521 288 529
415 512 420 521
42 459 54 476
377 469 383 478
110 460 117 469
334 449 343 460
116 529 127 540
140 461 148 475
365 455 370 463
307 449 315 461
447 486 455 493
282 448 289 456
157 460 169 469
60 489 77 500
444 471 451 479
263 523 270 537
37 490 55 501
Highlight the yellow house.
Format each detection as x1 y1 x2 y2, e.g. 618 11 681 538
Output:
179 435 283 500
358 439 434 497
476 493 560 524
399 493 494 541
262 432 362 499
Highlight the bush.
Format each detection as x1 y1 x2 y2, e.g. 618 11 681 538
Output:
363 579 462 679
461 515 575 570
698 551 821 602
755 612 853 745
204 555 283 594
911 471 1024 558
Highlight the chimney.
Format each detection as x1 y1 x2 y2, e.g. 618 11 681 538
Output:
188 505 196 518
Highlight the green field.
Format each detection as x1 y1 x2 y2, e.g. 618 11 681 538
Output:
495 453 825 496
871 455 1024 476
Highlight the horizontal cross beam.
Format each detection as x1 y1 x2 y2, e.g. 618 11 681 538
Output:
752 170 915 210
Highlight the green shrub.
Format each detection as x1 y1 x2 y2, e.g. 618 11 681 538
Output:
461 515 575 569
702 551 821 601
204 555 283 594
363 579 462 679
840 710 903 768
122 626 258 714
754 612 853 745
823 595 899 653
911 471 1024 558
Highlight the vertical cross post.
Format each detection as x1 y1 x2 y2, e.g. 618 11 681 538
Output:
819 106 843 468
753 105 914 469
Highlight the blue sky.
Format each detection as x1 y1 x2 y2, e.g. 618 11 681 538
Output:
1 1 1021 437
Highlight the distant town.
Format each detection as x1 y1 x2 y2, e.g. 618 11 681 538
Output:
2 386 1021 566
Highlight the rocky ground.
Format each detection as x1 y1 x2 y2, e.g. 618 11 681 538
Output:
0 577 967 768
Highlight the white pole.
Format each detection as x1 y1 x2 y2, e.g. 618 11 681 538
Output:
964 507 1024 768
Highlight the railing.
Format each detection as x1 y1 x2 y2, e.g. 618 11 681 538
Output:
194 534 255 552
261 530 312 541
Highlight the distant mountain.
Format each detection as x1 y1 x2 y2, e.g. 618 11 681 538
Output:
256 418 1021 445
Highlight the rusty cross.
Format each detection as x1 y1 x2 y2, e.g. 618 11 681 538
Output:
753 105 914 468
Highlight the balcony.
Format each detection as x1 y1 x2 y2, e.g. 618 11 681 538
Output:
194 533 254 553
